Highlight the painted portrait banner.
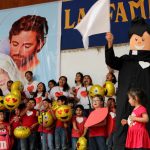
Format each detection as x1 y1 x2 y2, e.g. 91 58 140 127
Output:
61 0 150 50
0 2 62 91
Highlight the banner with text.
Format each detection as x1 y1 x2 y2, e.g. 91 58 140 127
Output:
61 0 150 49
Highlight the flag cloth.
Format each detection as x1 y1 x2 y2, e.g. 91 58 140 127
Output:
75 0 110 49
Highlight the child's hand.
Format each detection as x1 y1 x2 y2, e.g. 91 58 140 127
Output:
64 122 68 128
13 116 20 122
75 128 80 132
121 119 127 126
46 127 51 130
80 134 85 137
30 124 37 130
129 115 135 122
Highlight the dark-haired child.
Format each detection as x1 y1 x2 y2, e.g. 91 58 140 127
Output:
38 99 55 150
72 104 87 150
20 98 38 150
24 71 38 99
10 105 23 150
0 110 11 150
34 82 46 110
55 96 68 150
121 88 150 149
106 98 116 150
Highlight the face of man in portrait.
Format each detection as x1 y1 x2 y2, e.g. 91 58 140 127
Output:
10 30 43 72
0 68 10 92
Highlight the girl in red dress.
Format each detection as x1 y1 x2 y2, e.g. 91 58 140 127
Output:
121 88 150 150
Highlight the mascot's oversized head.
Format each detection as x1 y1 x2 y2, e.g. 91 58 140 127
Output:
129 17 150 51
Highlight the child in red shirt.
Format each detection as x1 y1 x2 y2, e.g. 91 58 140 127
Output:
20 98 38 150
72 104 87 150
38 98 56 150
106 98 116 150
0 110 11 150
10 105 23 150
88 95 107 150
55 96 69 150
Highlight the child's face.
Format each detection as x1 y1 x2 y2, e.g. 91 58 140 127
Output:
0 112 4 121
43 101 49 110
25 73 33 82
128 95 136 106
57 100 64 106
27 100 36 109
75 108 83 116
59 77 66 87
15 108 20 116
111 101 116 108
37 83 44 93
106 73 113 81
83 76 91 86
107 99 112 107
7 82 13 91
75 73 82 82
68 103 74 108
48 82 55 89
92 97 102 109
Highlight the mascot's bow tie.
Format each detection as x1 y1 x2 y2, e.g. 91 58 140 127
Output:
139 61 150 69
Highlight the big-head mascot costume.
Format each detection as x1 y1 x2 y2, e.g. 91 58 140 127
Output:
105 17 150 150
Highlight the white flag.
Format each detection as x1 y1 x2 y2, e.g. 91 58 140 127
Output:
75 0 110 49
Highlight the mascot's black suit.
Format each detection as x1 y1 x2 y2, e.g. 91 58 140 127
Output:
105 17 150 150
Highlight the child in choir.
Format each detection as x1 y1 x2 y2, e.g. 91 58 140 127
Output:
10 106 23 150
20 98 38 150
88 95 107 150
47 80 57 93
55 96 68 150
68 97 76 112
70 72 83 97
121 88 150 149
106 98 116 150
50 76 70 100
106 72 117 85
24 71 38 98
0 110 11 150
67 97 76 148
34 82 46 110
72 104 87 150
77 75 93 117
38 99 56 150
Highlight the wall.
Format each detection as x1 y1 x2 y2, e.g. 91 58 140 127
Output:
61 43 130 87
0 0 59 9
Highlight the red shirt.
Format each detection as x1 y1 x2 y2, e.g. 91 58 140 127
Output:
89 123 107 137
72 116 87 137
22 109 38 130
38 125 54 134
10 115 21 131
56 120 64 128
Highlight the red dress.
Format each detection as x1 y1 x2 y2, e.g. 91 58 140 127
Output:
126 106 150 148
